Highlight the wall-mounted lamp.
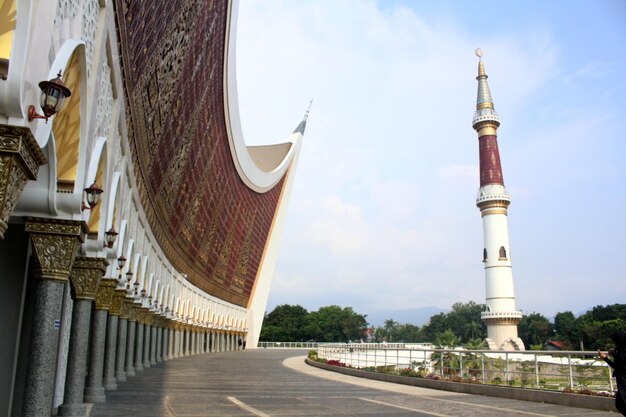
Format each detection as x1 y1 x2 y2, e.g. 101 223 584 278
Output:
28 70 72 123
117 255 127 269
125 270 133 284
104 227 118 248
81 182 103 211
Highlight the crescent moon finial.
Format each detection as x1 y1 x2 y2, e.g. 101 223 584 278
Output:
475 48 484 59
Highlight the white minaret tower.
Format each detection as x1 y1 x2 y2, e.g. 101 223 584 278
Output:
472 49 525 351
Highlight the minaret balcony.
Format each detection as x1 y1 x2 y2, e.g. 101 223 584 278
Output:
481 310 523 320
472 108 500 127
476 184 510 206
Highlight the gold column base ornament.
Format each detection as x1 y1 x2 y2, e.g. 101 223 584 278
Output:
0 126 47 239
25 217 86 281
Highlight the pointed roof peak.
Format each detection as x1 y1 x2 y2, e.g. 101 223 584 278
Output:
472 49 500 129
303 98 313 121
475 48 494 110
293 99 313 135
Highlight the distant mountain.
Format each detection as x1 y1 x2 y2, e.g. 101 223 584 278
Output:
366 306 449 327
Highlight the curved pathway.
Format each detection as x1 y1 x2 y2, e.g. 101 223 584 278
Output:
90 349 615 416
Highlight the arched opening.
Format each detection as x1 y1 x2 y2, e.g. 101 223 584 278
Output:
499 246 507 260
52 51 81 192
0 0 16 79
87 151 106 238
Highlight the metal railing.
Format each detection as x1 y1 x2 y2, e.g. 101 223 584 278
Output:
257 341 319 349
315 343 615 395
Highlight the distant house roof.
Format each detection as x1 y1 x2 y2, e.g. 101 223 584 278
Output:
547 340 566 350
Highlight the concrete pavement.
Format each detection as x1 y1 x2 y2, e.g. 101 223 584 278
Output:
89 349 616 416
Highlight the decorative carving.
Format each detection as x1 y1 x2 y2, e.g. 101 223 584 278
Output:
233 212 256 290
135 307 144 325
81 0 99 73
55 0 80 23
26 218 86 282
95 61 113 138
213 222 235 284
114 0 286 306
95 278 118 310
0 126 47 238
69 256 108 300
109 289 126 316
119 298 133 319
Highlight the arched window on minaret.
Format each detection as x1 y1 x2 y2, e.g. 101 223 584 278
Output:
499 246 507 260
483 248 488 263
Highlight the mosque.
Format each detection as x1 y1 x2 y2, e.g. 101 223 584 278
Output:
0 0 529 415
0 1 303 416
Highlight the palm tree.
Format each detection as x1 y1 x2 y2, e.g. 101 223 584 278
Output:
463 338 486 378
433 329 459 376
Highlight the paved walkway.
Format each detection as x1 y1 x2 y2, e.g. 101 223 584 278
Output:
89 349 616 416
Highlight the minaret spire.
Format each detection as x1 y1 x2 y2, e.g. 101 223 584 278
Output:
293 99 313 135
473 49 504 188
472 49 524 351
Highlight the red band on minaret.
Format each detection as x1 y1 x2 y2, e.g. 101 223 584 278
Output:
478 135 504 186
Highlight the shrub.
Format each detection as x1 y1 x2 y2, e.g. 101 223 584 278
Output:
326 359 347 367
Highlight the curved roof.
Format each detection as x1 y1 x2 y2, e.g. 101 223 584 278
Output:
114 0 299 306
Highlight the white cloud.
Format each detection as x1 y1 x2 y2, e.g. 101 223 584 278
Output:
238 1 626 318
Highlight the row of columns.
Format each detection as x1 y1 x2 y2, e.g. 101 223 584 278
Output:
20 217 246 417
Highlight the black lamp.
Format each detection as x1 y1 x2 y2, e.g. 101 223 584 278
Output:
28 70 72 123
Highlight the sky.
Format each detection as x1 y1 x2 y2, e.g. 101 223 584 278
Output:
235 0 626 322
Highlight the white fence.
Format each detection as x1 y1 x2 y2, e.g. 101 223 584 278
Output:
316 343 615 395
257 341 319 349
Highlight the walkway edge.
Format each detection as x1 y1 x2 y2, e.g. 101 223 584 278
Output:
305 358 618 413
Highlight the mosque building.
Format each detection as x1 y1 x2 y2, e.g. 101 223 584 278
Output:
472 49 525 351
0 1 303 416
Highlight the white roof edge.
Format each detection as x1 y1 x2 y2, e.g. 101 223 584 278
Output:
223 0 301 194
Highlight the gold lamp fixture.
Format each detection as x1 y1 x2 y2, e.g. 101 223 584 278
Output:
28 70 72 123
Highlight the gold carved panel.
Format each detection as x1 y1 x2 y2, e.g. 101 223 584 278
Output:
0 125 47 238
95 278 118 310
25 218 86 282
69 256 108 300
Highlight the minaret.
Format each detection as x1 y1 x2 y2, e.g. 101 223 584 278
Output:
472 49 525 351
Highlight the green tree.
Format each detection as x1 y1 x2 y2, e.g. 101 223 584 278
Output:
553 311 578 349
435 329 458 348
574 304 626 350
311 305 368 342
421 313 449 342
518 312 553 348
421 301 486 344
259 304 308 341
396 323 423 342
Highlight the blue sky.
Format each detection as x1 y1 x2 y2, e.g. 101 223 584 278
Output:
235 0 626 321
